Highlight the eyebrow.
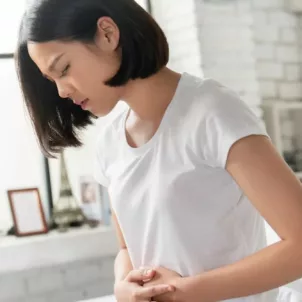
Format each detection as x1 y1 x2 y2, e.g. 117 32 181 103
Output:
47 53 65 73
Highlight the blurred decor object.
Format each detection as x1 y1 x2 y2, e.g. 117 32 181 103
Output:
51 151 86 232
262 101 302 180
79 175 103 228
7 188 48 237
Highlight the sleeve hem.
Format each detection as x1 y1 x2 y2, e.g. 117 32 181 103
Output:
220 127 271 169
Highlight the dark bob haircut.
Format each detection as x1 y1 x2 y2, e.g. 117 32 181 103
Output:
16 0 169 157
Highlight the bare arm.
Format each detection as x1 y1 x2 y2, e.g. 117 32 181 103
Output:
111 209 133 283
174 135 302 302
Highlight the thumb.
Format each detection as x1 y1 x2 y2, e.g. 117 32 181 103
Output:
125 268 155 282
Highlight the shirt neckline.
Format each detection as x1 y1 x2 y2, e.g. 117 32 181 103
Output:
120 72 187 155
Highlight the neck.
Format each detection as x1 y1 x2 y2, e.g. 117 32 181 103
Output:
122 67 182 121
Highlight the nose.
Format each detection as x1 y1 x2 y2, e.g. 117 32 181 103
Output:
56 81 74 99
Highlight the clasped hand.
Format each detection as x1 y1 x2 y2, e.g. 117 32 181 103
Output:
114 266 182 302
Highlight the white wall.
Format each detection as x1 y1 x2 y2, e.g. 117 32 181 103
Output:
196 0 262 117
151 0 203 77
252 0 302 103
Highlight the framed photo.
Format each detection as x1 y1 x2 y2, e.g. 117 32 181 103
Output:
7 188 48 237
79 176 103 225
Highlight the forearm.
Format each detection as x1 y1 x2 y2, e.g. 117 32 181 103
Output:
180 240 302 301
114 248 133 283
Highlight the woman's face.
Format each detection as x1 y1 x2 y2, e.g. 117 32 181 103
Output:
27 18 125 116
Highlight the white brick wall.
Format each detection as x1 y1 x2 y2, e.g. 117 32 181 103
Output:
280 28 298 43
285 65 301 81
279 83 302 99
0 256 115 302
251 0 302 105
259 81 277 98
195 0 262 116
153 0 302 119
276 45 300 63
151 0 203 77
152 0 302 119
155 0 302 107
254 25 279 42
267 10 298 27
253 0 285 9
251 0 302 148
255 43 275 60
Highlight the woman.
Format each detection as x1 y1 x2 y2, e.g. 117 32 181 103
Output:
16 0 302 301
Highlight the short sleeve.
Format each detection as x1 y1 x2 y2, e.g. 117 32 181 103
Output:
93 140 110 187
202 85 270 168
93 155 110 187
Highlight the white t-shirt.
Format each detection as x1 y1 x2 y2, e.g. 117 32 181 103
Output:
94 73 279 302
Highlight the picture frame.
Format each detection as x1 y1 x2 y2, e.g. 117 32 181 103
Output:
7 188 48 237
79 175 103 226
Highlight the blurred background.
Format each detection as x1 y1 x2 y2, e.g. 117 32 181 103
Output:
1 0 302 301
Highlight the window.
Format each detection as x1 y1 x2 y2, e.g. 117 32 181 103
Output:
0 1 26 54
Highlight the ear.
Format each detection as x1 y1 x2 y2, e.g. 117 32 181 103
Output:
95 17 120 51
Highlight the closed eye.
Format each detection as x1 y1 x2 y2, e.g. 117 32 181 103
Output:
60 64 70 78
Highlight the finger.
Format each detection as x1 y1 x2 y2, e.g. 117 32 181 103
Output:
139 267 154 282
125 268 155 282
138 284 175 299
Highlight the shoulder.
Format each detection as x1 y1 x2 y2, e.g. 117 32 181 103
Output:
181 74 268 167
181 74 261 128
183 74 252 117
